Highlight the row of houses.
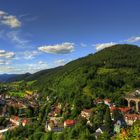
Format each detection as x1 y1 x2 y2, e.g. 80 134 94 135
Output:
80 98 140 139
45 119 76 132
10 116 29 126
45 102 76 132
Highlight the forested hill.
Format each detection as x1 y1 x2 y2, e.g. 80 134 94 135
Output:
26 44 140 81
5 44 140 104
0 73 31 83
18 44 139 104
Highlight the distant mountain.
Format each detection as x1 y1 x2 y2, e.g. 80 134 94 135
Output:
0 73 31 82
0 74 17 82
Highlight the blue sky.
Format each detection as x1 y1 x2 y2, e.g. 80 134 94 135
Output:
0 0 140 74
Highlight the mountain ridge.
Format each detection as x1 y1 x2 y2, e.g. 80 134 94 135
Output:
1 44 140 83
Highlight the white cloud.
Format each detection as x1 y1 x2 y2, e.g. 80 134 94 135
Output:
26 62 48 72
54 59 66 66
126 36 140 43
0 50 15 59
23 51 39 60
0 61 49 74
38 61 46 65
38 42 75 54
0 66 14 74
14 50 40 60
95 42 116 50
0 10 21 28
7 31 30 48
0 11 6 16
0 60 8 65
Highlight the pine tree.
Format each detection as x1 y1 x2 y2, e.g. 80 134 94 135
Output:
104 107 112 133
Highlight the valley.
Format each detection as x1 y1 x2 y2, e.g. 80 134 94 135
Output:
0 45 139 140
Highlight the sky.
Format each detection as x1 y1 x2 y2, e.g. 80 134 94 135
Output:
0 0 140 74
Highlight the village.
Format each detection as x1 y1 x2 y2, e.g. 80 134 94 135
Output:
0 89 39 138
44 90 140 139
0 86 139 139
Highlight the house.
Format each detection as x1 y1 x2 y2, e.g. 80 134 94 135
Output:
124 114 140 126
22 119 28 126
64 119 76 128
49 117 63 123
10 116 21 126
95 126 106 139
10 116 29 126
95 98 103 104
81 109 92 120
48 106 62 117
45 120 64 132
104 99 111 106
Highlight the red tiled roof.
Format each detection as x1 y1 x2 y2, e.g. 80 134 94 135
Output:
22 119 28 124
118 107 131 113
110 107 118 112
64 120 76 126
125 114 140 120
110 107 131 113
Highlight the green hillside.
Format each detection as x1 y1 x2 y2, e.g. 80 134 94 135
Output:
18 44 140 106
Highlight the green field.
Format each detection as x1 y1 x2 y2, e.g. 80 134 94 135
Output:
9 91 25 97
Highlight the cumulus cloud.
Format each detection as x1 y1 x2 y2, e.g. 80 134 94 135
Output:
38 42 74 54
0 10 21 28
95 42 116 50
0 50 15 59
126 36 140 43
